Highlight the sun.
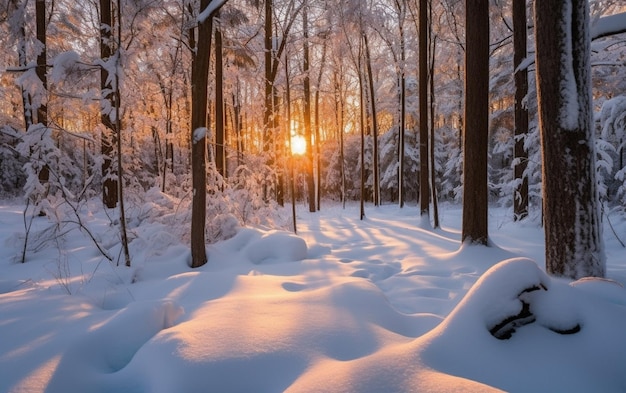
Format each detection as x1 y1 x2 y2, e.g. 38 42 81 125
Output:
291 135 306 155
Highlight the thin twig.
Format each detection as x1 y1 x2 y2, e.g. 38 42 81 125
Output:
603 204 626 248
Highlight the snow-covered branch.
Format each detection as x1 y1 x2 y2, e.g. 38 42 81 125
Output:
591 12 626 41
197 0 229 24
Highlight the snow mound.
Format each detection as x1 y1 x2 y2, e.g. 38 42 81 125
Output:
99 276 426 393
418 258 626 392
2 203 626 393
245 230 308 264
570 276 626 305
46 300 183 392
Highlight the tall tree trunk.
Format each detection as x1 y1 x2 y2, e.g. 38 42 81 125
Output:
398 3 406 208
419 0 429 217
314 89 321 209
513 0 529 221
430 19 440 229
233 86 243 167
35 0 49 185
190 1 214 268
534 0 604 278
456 53 463 150
156 74 174 192
215 11 225 181
100 0 118 209
461 0 489 245
285 53 297 233
314 37 327 211
35 0 47 130
363 32 380 207
334 68 346 208
263 0 273 201
303 3 315 213
263 0 278 203
152 125 162 175
114 0 131 267
10 0 33 130
359 37 366 220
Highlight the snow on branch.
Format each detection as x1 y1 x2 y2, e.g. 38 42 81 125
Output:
193 127 209 144
197 0 229 24
591 12 626 40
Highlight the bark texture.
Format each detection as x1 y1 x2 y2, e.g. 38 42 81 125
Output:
461 0 489 245
534 0 605 278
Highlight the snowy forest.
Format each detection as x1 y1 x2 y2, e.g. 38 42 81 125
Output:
1 0 626 392
1 0 626 263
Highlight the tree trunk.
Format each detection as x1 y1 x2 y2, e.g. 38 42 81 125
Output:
359 37 366 220
232 85 243 167
285 53 297 233
35 0 47 128
10 0 33 130
100 0 118 209
534 0 605 278
314 37 327 211
263 0 273 201
430 21 440 229
314 88 321 210
215 12 225 181
513 0 529 221
35 0 50 186
419 0 429 217
334 69 346 208
363 32 380 207
461 0 489 245
398 3 406 208
303 3 315 213
114 0 131 267
190 1 214 268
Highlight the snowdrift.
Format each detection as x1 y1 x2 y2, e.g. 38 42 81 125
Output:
1 204 625 392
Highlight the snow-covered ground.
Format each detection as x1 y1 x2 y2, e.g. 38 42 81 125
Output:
1 199 625 392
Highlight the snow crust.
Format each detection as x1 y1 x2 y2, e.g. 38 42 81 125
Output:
1 203 625 392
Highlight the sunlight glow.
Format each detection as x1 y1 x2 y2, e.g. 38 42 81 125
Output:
291 135 306 155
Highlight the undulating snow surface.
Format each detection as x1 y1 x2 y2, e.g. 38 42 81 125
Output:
1 201 625 392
